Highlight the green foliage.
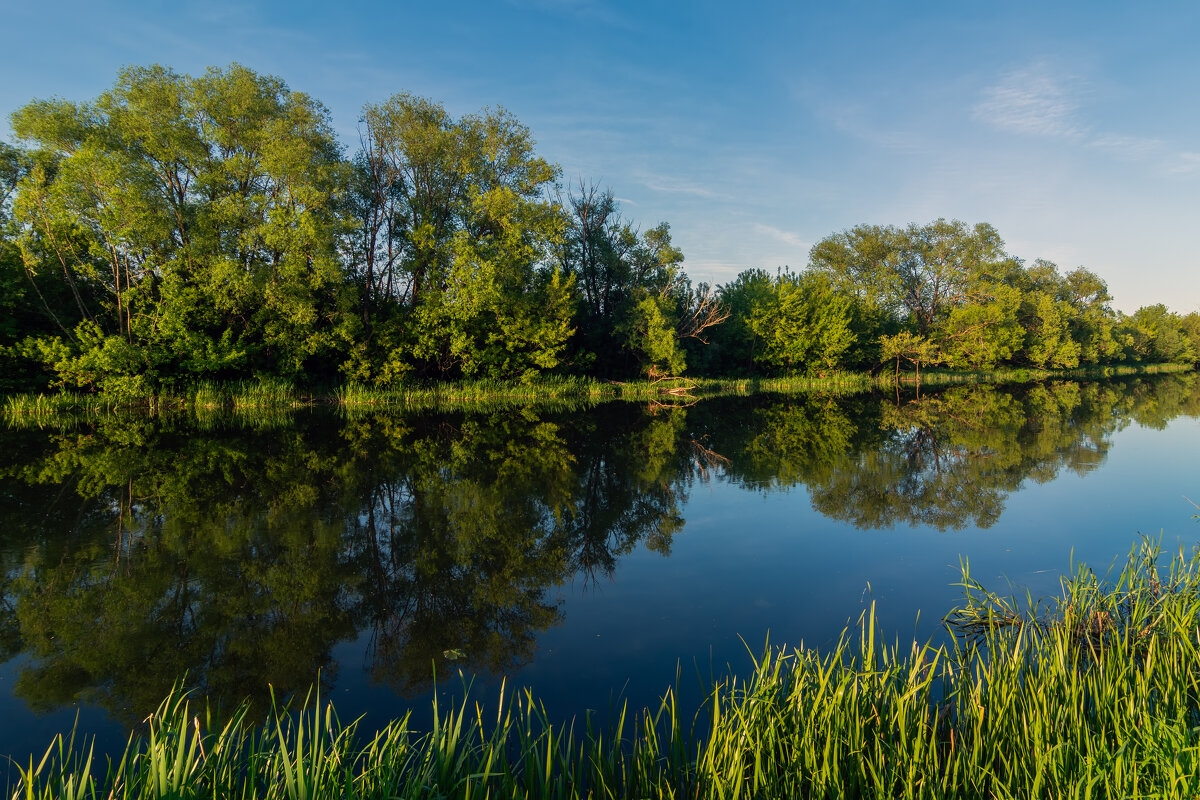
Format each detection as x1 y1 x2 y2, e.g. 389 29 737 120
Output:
808 222 904 320
746 270 856 375
1022 291 1081 368
13 541 1200 799
558 184 694 377
1180 312 1200 365
353 94 572 381
615 293 685 377
11 64 356 388
706 267 772 373
809 219 1011 339
879 331 941 379
0 66 1191 396
936 281 1023 369
1117 304 1197 364
0 141 57 391
795 222 1156 379
30 322 158 398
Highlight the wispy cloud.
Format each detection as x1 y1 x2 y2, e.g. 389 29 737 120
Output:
1168 152 1200 174
973 63 1084 138
751 222 810 251
1088 133 1200 175
972 63 1200 180
794 85 927 152
1088 133 1164 160
636 172 724 199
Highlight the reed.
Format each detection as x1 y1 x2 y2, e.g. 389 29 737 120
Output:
909 361 1195 387
3 363 1193 423
10 538 1200 799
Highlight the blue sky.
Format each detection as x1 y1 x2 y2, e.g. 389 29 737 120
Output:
3 1 1198 312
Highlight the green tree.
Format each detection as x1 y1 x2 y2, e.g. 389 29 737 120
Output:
558 185 705 377
1059 266 1118 364
747 270 856 375
936 282 1023 369
899 219 1012 335
11 64 356 392
879 331 941 381
352 95 572 381
616 293 686 377
1179 312 1200 365
1117 305 1195 364
0 140 57 390
1022 293 1081 368
708 268 774 374
808 223 905 363
808 223 904 322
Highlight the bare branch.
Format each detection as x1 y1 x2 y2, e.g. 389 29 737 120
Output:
676 284 730 342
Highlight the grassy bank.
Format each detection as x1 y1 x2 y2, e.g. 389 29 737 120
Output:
2 362 1193 423
9 540 1200 799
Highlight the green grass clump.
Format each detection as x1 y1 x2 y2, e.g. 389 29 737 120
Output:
10 539 1200 798
910 361 1195 387
3 363 1192 422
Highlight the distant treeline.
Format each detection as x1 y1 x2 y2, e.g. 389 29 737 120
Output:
0 64 1196 395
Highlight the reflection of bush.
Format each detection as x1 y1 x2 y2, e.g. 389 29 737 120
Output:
0 404 695 722
754 377 1197 531
702 376 1198 531
0 374 1196 727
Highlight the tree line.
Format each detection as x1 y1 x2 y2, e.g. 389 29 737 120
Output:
0 64 1196 395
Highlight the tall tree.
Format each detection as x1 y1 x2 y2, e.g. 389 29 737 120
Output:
747 270 856 375
1118 304 1195 364
351 95 572 381
557 184 714 377
11 64 355 392
1059 267 1118 364
898 219 1010 335
707 268 774 374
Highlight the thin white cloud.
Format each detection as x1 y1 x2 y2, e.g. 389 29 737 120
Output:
751 222 811 251
1088 133 1164 160
973 64 1084 138
823 106 926 151
972 63 1200 179
1088 134 1200 176
636 172 724 199
1167 152 1200 174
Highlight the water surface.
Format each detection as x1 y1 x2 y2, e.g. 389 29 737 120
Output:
2 375 1199 761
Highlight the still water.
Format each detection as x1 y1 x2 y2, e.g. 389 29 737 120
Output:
2 376 1199 761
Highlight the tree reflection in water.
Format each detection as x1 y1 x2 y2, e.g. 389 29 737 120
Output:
0 374 1196 728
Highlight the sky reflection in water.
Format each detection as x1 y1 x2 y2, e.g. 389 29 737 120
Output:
1 375 1199 760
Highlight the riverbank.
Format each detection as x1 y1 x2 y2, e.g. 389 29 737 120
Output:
8 540 1200 799
2 362 1193 421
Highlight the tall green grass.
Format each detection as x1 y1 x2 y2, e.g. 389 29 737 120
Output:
10 539 1200 799
911 361 1195 387
3 363 1192 422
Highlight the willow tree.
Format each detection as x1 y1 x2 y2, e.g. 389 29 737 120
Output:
0 140 55 390
11 64 354 392
349 95 573 382
1060 266 1118 364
